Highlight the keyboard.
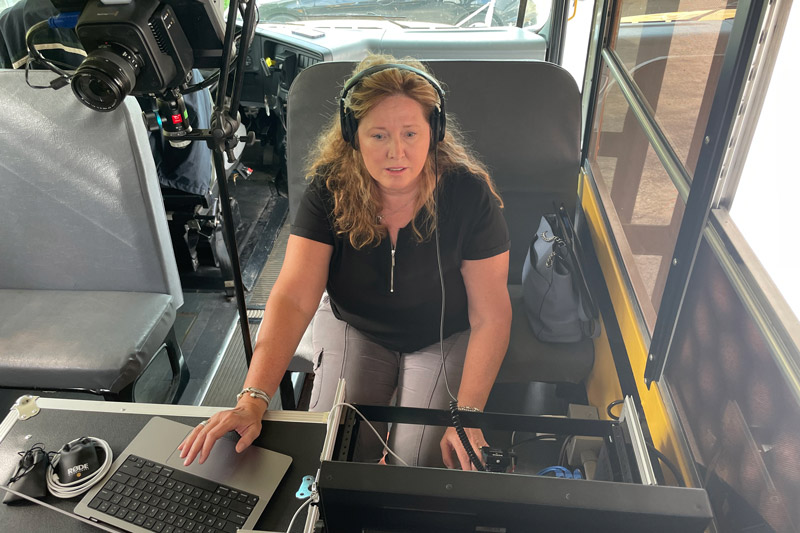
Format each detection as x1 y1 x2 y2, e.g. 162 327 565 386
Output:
86 454 259 533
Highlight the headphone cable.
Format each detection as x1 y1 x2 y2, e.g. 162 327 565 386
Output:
434 145 455 403
433 143 485 472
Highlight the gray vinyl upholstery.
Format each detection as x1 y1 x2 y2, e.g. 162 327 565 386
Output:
286 60 594 384
0 291 174 393
0 69 186 397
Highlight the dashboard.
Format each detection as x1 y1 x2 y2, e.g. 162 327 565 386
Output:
240 20 547 109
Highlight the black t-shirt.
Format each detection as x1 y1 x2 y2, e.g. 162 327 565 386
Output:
291 169 510 352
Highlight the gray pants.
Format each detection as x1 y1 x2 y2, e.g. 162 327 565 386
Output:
309 296 469 467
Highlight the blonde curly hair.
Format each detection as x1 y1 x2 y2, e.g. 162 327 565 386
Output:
306 54 503 249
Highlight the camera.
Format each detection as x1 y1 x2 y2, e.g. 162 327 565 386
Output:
49 0 226 111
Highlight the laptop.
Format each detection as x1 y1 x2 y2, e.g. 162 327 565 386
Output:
74 416 292 533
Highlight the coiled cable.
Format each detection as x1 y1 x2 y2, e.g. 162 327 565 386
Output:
46 436 113 499
449 400 485 471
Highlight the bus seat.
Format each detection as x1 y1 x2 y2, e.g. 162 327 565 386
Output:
0 69 189 402
286 60 593 387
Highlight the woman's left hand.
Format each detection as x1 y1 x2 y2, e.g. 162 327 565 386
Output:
440 426 489 470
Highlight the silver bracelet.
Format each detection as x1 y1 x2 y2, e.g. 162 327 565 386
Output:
457 405 482 413
236 387 271 406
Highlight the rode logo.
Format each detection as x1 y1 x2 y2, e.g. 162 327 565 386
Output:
68 463 90 477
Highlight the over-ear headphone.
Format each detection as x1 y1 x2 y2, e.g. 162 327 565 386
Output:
339 63 447 150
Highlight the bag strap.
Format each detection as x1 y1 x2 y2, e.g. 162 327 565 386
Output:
553 203 599 322
530 217 564 270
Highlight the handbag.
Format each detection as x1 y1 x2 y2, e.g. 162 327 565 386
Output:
521 209 599 343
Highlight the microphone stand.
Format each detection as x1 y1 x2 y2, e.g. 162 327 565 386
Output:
180 0 261 365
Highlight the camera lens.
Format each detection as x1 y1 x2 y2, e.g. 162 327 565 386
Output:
71 45 141 112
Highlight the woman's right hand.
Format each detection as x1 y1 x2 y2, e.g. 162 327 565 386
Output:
178 399 266 466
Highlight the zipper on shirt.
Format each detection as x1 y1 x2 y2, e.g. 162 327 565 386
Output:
390 243 396 293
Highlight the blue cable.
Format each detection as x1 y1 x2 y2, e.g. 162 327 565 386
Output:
536 466 583 479
48 12 80 29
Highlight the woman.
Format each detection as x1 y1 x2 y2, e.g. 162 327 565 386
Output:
180 54 511 469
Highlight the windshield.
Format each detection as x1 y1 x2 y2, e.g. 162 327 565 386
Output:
253 0 550 29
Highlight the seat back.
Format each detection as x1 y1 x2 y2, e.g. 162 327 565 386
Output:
0 69 182 308
287 60 581 284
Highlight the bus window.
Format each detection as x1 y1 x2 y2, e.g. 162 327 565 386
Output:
613 3 736 178
728 2 800 324
562 0 596 88
666 10 800 528
584 0 800 528
253 0 551 28
588 77 683 328
586 1 736 329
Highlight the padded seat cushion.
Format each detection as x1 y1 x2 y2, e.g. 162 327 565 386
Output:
496 285 595 384
0 289 175 394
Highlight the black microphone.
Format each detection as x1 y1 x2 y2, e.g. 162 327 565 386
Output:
54 437 101 485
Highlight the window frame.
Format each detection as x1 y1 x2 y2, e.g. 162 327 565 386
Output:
580 0 795 388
